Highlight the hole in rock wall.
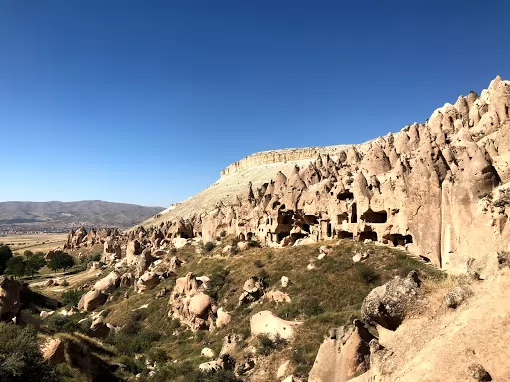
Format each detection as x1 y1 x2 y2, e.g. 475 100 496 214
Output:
180 232 190 239
338 231 354 239
385 234 413 247
247 232 253 241
420 255 431 263
302 223 310 233
337 213 349 224
359 231 378 241
337 192 354 200
273 201 280 209
305 215 318 224
351 203 358 223
239 233 246 241
506 105 509 118
361 209 387 223
277 231 290 242
327 223 332 237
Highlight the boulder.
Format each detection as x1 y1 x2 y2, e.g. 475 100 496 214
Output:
250 310 302 340
216 307 231 328
189 293 212 316
93 271 120 293
78 289 108 312
201 347 215 358
308 320 374 382
87 317 110 339
361 270 423 330
281 276 289 288
42 338 65 365
0 276 22 321
120 272 135 288
319 245 333 256
136 271 160 293
239 276 265 305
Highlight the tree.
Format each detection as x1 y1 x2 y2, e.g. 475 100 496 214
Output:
5 256 25 278
0 322 61 382
25 253 46 278
0 245 13 274
48 251 75 273
23 250 34 258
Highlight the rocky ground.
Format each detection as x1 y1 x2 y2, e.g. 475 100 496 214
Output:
4 230 506 382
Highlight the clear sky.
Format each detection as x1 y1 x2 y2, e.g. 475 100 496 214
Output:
1 1 509 207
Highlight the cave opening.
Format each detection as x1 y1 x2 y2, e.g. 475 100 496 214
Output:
338 231 354 239
337 192 354 200
351 203 358 223
359 231 378 241
361 209 387 223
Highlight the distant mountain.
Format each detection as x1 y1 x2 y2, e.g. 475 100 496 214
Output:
0 200 165 232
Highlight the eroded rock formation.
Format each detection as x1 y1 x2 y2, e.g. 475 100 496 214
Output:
138 76 510 274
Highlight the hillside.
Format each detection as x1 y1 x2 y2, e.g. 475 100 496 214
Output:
140 75 510 275
0 200 164 232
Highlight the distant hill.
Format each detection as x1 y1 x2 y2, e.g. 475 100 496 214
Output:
0 200 164 232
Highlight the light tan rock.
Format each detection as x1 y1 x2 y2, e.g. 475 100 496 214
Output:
42 338 65 365
250 310 302 340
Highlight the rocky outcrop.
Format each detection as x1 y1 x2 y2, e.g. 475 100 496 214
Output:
250 310 302 340
139 76 510 274
309 320 375 382
361 271 423 330
0 276 22 321
168 272 217 331
78 289 108 312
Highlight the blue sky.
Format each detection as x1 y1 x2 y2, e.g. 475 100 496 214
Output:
1 1 509 207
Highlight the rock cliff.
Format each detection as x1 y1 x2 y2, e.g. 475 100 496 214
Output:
140 76 510 274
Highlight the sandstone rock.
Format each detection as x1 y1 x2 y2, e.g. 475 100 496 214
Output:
87 317 110 338
468 364 492 381
361 271 423 330
237 241 250 251
264 290 291 303
78 289 107 312
250 310 302 340
42 338 65 365
136 271 160 293
281 276 289 288
216 307 231 328
277 360 290 379
201 347 215 358
239 276 265 305
352 252 369 263
189 293 212 316
309 320 374 382
93 271 120 293
0 277 22 321
199 360 220 372
120 272 135 288
319 245 333 256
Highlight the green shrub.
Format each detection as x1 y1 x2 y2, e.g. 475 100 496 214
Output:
253 259 264 268
303 297 324 317
354 263 380 284
256 334 287 356
0 322 61 381
61 289 84 307
203 242 215 253
186 370 241 382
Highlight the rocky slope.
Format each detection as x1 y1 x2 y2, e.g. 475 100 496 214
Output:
140 76 510 275
0 200 164 231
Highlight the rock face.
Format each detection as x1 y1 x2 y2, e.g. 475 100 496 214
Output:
309 320 375 382
168 272 217 331
0 276 22 321
41 338 65 365
139 77 510 274
250 310 302 340
78 289 108 312
361 271 423 330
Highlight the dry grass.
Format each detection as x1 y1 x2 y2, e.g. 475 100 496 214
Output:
0 233 67 254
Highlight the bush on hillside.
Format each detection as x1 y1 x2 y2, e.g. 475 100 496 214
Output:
0 245 13 274
0 322 61 382
255 334 287 356
61 289 85 307
203 242 215 253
